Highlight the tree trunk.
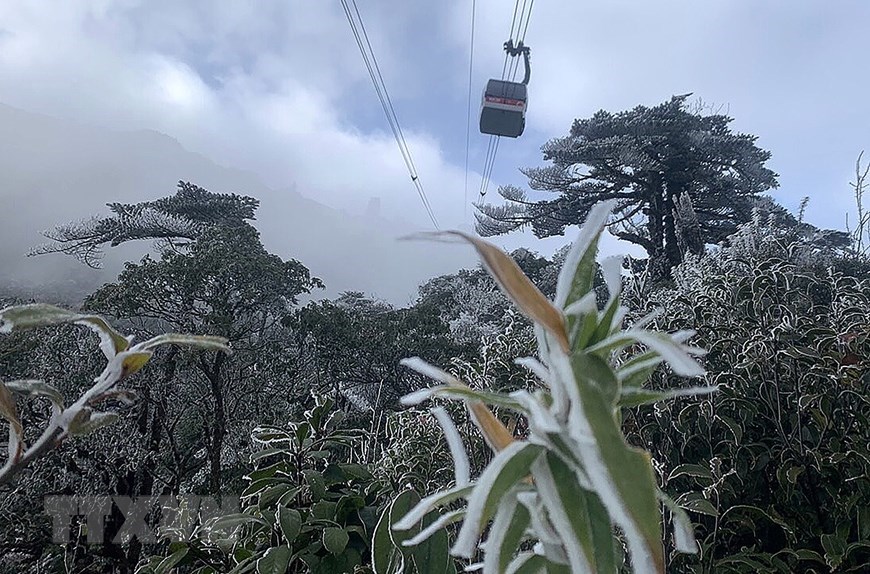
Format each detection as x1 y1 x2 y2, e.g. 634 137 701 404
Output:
662 187 682 270
201 352 227 494
647 174 671 281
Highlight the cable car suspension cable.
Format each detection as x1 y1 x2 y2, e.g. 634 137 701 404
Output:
463 0 476 223
478 0 522 201
340 0 439 229
478 0 534 200
509 0 535 82
507 0 530 81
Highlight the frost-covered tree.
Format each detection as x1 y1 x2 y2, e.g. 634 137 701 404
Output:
292 292 468 409
32 181 259 267
476 94 779 278
84 223 322 493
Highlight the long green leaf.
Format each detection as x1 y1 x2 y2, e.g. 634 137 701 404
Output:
452 442 543 558
135 333 230 354
550 350 664 574
482 490 531 574
154 547 189 574
555 200 615 310
537 452 618 573
372 501 398 574
657 490 698 554
403 509 464 547
393 484 474 531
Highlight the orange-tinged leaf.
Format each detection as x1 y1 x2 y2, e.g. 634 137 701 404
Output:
0 382 23 439
467 401 515 453
120 351 153 379
407 231 569 352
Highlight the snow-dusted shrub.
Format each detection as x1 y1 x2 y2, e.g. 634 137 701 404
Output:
623 216 870 573
0 304 228 487
383 201 714 573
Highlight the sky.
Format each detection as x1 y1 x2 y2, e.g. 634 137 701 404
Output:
1 0 868 263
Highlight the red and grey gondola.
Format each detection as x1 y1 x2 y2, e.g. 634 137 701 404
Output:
479 40 531 139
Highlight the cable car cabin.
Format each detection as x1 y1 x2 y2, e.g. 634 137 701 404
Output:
480 79 527 138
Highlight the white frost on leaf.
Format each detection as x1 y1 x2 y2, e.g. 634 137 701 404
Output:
431 407 471 487
555 200 616 308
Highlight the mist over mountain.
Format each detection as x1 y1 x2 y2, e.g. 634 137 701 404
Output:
0 103 475 305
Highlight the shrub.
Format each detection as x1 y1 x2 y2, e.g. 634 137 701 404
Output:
624 217 870 572
382 201 714 573
140 395 388 574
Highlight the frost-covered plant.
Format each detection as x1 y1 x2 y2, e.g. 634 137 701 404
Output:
0 304 228 487
625 224 870 572
846 150 869 258
451 309 538 396
387 201 716 573
140 394 387 574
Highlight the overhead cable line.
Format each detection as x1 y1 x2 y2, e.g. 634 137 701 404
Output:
478 0 534 200
520 0 535 42
509 0 535 82
340 0 439 228
500 0 522 79
507 0 530 81
463 0 476 222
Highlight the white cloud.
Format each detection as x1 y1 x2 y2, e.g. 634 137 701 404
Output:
1 0 867 256
147 55 215 116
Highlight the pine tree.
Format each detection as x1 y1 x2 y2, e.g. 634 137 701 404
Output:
476 94 779 278
31 181 259 267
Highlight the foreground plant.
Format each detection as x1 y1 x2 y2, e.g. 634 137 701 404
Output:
388 200 716 573
141 394 388 574
0 303 229 487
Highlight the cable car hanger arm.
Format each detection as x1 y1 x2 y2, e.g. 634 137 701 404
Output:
503 39 531 85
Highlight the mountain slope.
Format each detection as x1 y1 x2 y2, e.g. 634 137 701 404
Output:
0 103 474 305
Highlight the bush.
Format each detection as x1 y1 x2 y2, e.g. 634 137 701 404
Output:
140 395 389 574
624 218 870 572
384 202 712 573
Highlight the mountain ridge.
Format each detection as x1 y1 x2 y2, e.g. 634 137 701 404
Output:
0 103 475 305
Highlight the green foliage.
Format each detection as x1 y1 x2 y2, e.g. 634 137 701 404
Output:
375 409 460 494
451 310 538 396
392 201 712 573
624 216 870 572
86 223 322 336
371 489 455 574
142 395 387 574
293 292 470 409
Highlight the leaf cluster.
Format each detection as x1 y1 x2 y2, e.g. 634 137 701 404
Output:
141 395 387 574
625 224 870 572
